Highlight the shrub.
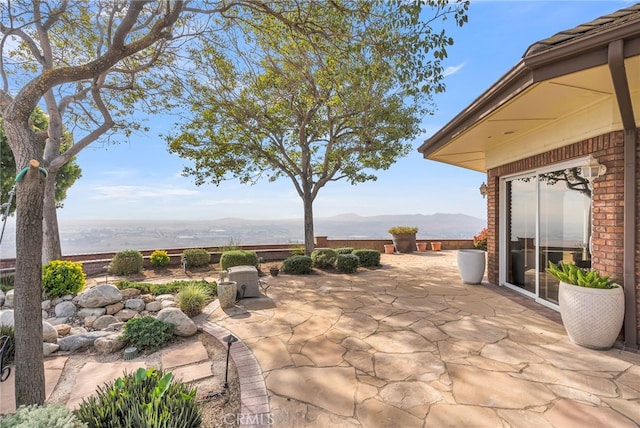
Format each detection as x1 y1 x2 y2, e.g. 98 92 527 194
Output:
114 280 151 294
1 404 87 428
311 248 338 269
281 255 313 275
353 249 381 267
219 238 241 252
219 250 258 270
181 248 211 268
176 284 211 317
42 260 86 297
109 250 143 275
336 247 354 254
149 250 170 267
76 367 200 428
336 254 359 274
120 316 174 352
290 243 305 256
388 226 418 235
0 324 15 365
473 228 488 251
0 273 14 292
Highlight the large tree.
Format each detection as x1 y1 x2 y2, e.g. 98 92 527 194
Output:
0 0 396 407
1 107 82 220
168 0 469 254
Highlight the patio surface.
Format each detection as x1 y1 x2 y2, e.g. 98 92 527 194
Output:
209 251 640 427
2 251 640 427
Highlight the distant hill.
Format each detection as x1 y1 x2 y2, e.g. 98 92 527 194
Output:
0 213 486 258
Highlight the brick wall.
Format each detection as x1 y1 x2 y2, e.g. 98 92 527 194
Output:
487 131 626 286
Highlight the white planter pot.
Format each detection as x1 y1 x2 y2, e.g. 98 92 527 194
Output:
217 281 237 309
559 281 625 349
457 249 486 284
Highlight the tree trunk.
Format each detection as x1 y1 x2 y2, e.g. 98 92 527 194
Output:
6 120 46 406
302 192 315 256
42 171 62 262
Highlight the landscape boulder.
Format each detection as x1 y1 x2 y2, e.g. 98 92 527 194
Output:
78 307 106 318
3 289 13 308
120 288 141 298
145 301 162 312
105 302 124 315
93 315 119 330
0 309 14 326
156 307 197 337
94 334 126 354
42 321 58 343
0 289 4 306
43 342 59 356
114 309 138 321
55 301 77 318
54 324 71 336
77 284 122 308
125 299 146 312
58 331 112 351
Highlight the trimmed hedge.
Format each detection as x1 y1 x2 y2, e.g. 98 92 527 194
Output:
42 260 86 297
109 250 143 275
219 250 258 270
311 248 338 269
281 255 313 275
181 248 211 267
336 247 354 254
353 249 381 267
336 254 359 273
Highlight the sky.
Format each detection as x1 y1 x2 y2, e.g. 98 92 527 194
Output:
37 1 636 222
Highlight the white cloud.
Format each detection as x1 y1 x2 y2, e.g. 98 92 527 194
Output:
443 63 465 77
89 185 199 200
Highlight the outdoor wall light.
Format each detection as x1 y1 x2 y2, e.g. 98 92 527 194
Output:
580 155 607 187
479 182 488 198
223 334 238 389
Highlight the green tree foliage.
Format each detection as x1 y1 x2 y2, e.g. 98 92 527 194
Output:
0 108 81 216
168 1 469 254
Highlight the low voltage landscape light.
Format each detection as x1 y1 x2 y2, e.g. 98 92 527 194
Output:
223 334 238 389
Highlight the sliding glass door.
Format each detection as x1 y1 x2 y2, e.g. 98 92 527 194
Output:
503 163 592 307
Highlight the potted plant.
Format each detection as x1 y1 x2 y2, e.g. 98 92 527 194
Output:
269 265 280 276
388 226 418 254
416 242 427 252
456 228 487 284
546 261 624 349
384 244 396 254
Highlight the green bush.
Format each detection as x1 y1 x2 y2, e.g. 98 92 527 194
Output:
109 250 143 275
219 250 258 270
0 404 87 428
76 367 200 428
114 280 151 294
336 254 359 274
290 243 305 256
181 248 211 268
336 247 354 254
388 226 418 235
0 324 15 366
176 284 211 317
42 260 86 297
115 279 213 296
353 249 381 267
311 248 338 269
0 273 14 292
120 316 174 352
281 255 313 275
149 250 170 267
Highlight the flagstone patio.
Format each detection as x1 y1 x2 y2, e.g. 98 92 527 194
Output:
208 251 640 427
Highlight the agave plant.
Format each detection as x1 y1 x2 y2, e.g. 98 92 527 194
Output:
546 261 617 289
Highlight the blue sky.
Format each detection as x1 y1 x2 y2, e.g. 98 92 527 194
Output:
55 1 632 222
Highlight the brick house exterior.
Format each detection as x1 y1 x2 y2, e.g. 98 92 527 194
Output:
419 6 640 350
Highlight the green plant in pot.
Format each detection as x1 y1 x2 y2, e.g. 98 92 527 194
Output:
388 226 418 254
546 261 624 349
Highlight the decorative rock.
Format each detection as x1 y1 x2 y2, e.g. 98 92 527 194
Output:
93 315 119 330
4 289 13 308
145 301 162 312
0 309 14 326
50 297 63 306
94 334 126 354
54 324 71 336
46 317 69 326
61 294 75 301
55 301 77 318
42 321 58 343
77 284 122 308
156 307 197 337
156 294 175 302
161 300 177 309
41 300 51 310
114 309 138 321
105 322 125 332
120 288 141 298
42 310 49 319
58 331 112 351
84 315 97 328
140 294 155 303
43 342 60 356
125 299 146 312
70 326 88 335
105 302 124 315
78 308 106 318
